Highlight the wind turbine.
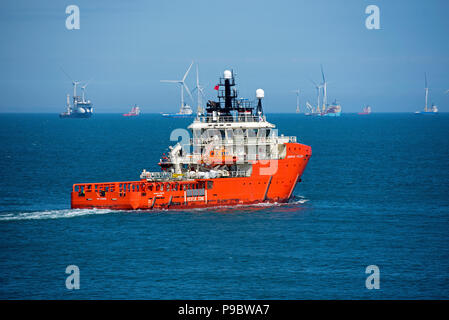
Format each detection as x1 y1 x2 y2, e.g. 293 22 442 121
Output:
60 67 81 98
424 72 429 112
320 64 327 112
305 101 314 113
292 89 300 113
81 78 93 103
310 79 322 113
192 64 206 114
160 61 194 111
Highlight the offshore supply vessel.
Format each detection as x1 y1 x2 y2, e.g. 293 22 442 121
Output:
71 70 311 210
415 73 438 115
123 105 141 117
322 100 342 117
161 104 194 117
358 105 372 115
60 81 93 118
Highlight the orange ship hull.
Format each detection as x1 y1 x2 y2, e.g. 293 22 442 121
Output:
71 143 311 210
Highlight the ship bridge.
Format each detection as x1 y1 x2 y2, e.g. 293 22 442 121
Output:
155 70 297 176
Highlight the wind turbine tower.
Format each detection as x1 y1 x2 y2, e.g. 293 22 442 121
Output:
60 67 81 99
194 64 206 115
81 79 92 103
311 80 322 113
321 64 327 112
292 89 300 113
424 72 429 112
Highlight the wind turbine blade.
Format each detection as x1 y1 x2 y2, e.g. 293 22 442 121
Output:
182 61 194 82
196 64 199 87
160 80 179 83
309 79 318 88
82 78 94 89
321 64 326 83
60 66 73 82
425 72 428 88
183 83 194 101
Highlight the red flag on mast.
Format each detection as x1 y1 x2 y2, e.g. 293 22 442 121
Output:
214 85 219 90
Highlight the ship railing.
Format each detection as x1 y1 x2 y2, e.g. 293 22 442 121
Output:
196 115 265 123
190 136 297 146
176 152 281 165
140 171 173 180
229 170 251 177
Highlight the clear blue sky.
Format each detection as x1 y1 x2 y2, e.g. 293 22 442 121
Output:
1 0 448 113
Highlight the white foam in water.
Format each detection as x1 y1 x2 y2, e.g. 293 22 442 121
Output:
187 197 309 212
292 198 309 204
0 197 309 220
0 208 114 221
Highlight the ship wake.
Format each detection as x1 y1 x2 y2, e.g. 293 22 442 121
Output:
0 208 114 221
0 197 309 221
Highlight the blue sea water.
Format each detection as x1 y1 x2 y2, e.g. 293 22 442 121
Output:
0 113 448 299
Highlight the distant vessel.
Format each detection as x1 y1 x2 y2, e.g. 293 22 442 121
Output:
161 62 195 118
123 105 140 117
162 104 193 117
60 80 93 118
415 73 438 115
358 105 372 115
322 100 342 117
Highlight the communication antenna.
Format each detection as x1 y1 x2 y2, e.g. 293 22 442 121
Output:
256 88 265 116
